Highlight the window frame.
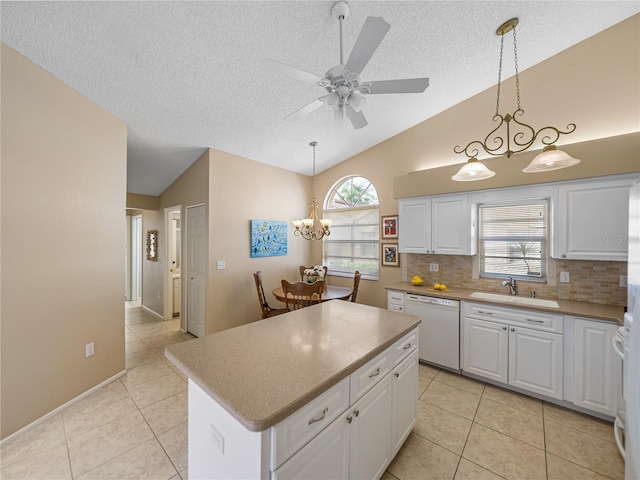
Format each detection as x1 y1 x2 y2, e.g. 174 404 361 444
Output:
323 175 380 280
477 198 550 282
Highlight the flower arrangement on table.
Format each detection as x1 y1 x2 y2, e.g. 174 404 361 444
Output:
304 265 326 283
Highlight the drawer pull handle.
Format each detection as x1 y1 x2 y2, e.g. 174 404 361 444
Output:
308 408 329 426
526 318 544 323
403 343 412 350
502 326 507 330
346 415 353 424
354 409 360 418
478 310 493 315
369 367 381 378
510 327 515 332
395 372 400 378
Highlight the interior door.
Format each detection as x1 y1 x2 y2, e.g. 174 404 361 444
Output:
187 205 206 337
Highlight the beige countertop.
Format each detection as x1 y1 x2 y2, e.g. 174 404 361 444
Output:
386 282 625 325
164 301 421 432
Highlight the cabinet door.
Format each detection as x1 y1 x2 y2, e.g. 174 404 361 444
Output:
350 374 392 480
508 327 563 400
399 198 431 253
555 177 634 261
431 194 476 255
273 411 350 480
391 350 418 457
574 318 619 416
462 317 508 383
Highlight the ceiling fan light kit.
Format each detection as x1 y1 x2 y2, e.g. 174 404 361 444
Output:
260 1 429 130
452 18 580 182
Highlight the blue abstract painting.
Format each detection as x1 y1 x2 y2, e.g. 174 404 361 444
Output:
251 220 288 258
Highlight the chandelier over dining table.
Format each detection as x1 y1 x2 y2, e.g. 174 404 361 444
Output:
292 141 332 240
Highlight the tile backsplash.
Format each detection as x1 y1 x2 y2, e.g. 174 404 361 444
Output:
405 254 628 307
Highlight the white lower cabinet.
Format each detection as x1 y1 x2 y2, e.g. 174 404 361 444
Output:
391 349 419 457
275 328 418 480
461 303 563 400
573 317 619 416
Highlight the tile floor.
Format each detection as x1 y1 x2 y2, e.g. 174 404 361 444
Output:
0 302 625 480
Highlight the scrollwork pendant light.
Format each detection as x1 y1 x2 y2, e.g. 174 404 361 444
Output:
452 18 580 181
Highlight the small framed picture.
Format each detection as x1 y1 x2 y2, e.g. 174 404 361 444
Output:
381 215 398 239
382 243 399 267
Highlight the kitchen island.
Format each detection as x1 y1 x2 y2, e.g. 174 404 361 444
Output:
165 300 421 480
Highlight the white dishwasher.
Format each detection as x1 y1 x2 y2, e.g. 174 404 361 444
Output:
405 293 460 371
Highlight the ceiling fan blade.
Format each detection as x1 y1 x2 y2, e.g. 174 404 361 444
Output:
260 58 323 84
360 78 430 94
284 98 325 122
346 105 368 129
344 17 390 75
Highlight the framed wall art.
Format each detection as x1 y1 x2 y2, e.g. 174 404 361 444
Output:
146 229 158 261
381 215 398 239
382 243 399 267
251 220 287 258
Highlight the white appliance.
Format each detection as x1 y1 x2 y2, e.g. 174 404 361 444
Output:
405 294 460 371
624 180 640 479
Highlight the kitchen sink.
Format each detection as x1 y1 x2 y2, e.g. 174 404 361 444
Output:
470 292 560 308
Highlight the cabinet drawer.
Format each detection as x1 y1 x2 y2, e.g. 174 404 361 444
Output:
350 349 392 404
388 291 405 306
271 377 350 470
392 328 418 366
463 302 563 333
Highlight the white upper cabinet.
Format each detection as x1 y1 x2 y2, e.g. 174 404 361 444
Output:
553 175 637 261
399 194 476 255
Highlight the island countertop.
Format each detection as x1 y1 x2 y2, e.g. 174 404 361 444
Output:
165 301 420 432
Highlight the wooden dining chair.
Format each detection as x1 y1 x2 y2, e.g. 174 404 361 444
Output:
254 271 287 319
299 265 328 281
350 271 361 303
281 279 324 311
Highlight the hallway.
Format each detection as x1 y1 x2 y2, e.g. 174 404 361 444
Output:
0 302 195 479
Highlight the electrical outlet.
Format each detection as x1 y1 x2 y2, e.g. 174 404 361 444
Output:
217 260 226 270
85 342 94 357
210 425 224 454
620 275 628 287
429 263 439 272
560 271 570 283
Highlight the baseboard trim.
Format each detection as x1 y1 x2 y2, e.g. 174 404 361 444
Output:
0 370 127 446
141 305 164 320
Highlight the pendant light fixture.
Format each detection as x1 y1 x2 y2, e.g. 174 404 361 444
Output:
452 18 580 181
292 142 332 240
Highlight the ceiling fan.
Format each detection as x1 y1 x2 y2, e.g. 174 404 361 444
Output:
260 1 429 129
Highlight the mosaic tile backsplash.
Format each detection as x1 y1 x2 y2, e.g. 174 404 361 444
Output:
406 254 628 307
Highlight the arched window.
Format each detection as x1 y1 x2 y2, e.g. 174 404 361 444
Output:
323 176 379 279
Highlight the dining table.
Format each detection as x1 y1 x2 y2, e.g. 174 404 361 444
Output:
272 283 353 303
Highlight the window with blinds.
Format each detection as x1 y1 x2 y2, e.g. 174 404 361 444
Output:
323 176 379 279
478 200 549 280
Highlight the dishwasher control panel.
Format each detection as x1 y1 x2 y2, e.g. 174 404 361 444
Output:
406 294 459 308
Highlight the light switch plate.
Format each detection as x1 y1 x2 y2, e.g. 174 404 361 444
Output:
620 275 628 287
216 260 225 270
560 272 570 283
429 263 439 272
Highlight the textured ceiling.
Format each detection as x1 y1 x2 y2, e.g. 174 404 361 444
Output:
2 1 638 195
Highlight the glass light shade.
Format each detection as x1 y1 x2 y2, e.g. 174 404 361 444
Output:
320 218 332 228
323 92 340 110
292 220 303 229
451 158 496 182
302 218 314 228
523 145 581 173
348 92 366 112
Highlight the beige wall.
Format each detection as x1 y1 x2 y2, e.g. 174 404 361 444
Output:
314 15 640 309
206 149 311 333
1 44 127 439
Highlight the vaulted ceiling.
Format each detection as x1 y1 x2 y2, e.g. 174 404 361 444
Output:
2 1 638 195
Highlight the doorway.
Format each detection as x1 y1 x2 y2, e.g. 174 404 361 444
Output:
126 214 143 303
185 204 206 337
164 206 182 320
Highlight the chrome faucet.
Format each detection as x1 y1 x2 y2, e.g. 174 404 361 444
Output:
501 276 517 295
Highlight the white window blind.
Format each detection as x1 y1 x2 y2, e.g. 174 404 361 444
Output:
479 200 548 280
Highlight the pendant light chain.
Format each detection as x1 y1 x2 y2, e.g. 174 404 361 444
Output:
311 142 317 202
512 26 521 110
495 33 504 116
